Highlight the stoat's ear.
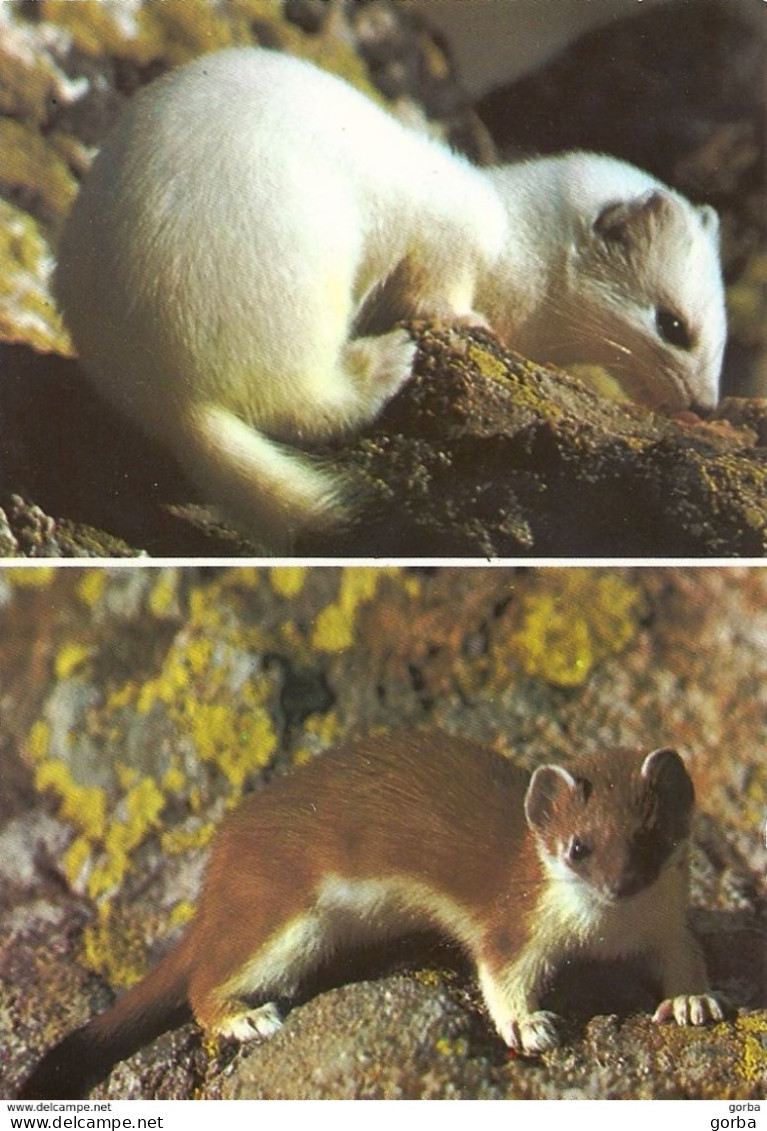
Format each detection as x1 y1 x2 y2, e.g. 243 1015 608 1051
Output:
698 203 720 240
594 190 674 249
641 747 695 814
525 764 584 831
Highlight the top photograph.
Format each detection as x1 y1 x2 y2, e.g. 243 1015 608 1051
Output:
0 0 764 559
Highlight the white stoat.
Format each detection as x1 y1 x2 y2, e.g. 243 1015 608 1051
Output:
55 47 727 550
19 732 727 1099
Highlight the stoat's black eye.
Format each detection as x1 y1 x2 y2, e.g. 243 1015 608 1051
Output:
568 836 591 864
656 308 692 350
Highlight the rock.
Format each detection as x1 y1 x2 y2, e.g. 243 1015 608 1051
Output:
317 325 766 558
2 325 765 558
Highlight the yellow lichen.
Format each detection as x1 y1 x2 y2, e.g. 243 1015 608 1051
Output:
35 759 108 844
270 566 307 598
169 901 196 929
148 570 181 618
81 904 151 989
25 566 358 989
77 569 107 608
161 821 216 856
3 566 56 588
434 1035 468 1057
87 777 166 901
139 0 237 65
63 835 91 887
737 1013 767 1084
293 709 344 765
0 119 78 220
0 195 71 354
467 344 509 383
178 697 276 792
162 761 187 795
508 570 644 688
312 568 397 653
54 642 93 681
26 720 51 763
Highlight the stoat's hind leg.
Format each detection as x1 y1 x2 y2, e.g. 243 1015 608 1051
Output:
213 1000 285 1043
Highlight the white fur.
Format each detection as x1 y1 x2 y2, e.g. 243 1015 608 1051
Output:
482 154 726 412
479 843 725 1054
56 47 727 550
210 873 482 1031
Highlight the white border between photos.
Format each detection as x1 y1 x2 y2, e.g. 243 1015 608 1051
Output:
3 558 765 569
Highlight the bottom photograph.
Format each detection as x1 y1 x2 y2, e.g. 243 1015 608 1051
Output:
1 565 765 1101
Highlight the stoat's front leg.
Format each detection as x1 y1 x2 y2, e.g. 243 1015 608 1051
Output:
652 924 729 1026
476 942 563 1055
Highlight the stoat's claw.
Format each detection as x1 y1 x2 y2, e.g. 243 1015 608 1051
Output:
653 993 729 1027
504 1011 561 1055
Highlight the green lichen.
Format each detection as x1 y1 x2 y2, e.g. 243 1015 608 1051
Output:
508 570 645 688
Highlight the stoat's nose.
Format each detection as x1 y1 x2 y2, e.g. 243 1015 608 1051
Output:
606 870 646 900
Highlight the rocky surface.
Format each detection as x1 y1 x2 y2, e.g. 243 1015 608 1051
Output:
0 0 764 558
3 324 766 559
1 567 765 1099
318 325 767 558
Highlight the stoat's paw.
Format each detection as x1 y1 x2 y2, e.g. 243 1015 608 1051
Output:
216 1001 284 1043
503 1010 562 1055
346 328 416 410
653 993 729 1027
451 310 492 332
367 328 417 398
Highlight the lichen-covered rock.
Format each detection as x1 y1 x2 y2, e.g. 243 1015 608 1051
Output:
318 325 767 558
1 567 765 1098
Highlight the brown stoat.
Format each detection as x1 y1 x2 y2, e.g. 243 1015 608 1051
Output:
18 732 727 1099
